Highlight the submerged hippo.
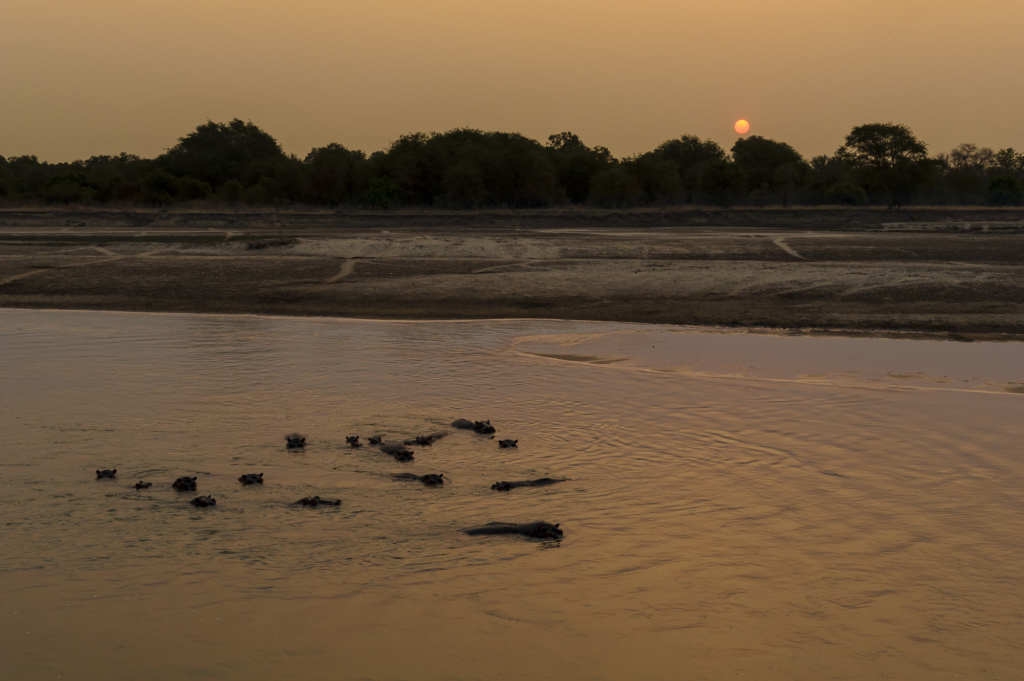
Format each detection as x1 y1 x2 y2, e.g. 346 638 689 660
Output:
95 469 117 479
498 439 518 448
461 521 563 539
380 443 414 462
191 496 216 507
346 436 362 448
451 419 496 435
368 435 384 445
403 432 449 447
390 473 444 486
285 433 306 449
172 476 198 491
491 478 567 492
295 496 341 507
238 473 264 485
134 481 152 490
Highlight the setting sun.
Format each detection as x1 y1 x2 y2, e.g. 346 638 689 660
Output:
735 119 750 134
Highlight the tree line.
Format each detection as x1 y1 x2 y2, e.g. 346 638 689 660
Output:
1 119 1022 208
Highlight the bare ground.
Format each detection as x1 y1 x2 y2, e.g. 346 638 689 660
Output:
2 206 1024 338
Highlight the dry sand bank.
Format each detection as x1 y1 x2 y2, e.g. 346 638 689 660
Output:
2 207 1024 337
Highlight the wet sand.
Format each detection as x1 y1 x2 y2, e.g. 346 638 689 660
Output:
2 206 1024 337
2 310 1023 681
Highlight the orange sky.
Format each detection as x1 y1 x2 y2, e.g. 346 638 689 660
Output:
2 0 1022 162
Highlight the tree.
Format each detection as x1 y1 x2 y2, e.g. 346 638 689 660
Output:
304 143 368 204
647 135 726 202
697 160 745 206
546 132 613 204
835 123 933 207
986 176 1023 205
731 135 808 205
158 119 285 188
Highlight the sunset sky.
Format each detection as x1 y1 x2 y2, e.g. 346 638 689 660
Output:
3 0 1022 162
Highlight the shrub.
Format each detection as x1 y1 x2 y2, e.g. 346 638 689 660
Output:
986 175 1023 206
824 182 869 205
364 177 401 208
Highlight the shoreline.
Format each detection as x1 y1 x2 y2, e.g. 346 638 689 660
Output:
2 207 1024 339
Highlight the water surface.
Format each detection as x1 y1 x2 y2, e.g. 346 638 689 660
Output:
1 309 1023 680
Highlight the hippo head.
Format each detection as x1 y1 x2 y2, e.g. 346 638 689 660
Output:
346 436 361 447
191 495 216 507
498 439 518 448
172 476 198 491
134 481 152 490
421 474 444 486
368 435 384 445
473 421 496 435
285 434 306 448
239 473 264 485
530 522 562 539
491 481 514 491
96 469 117 479
392 450 414 462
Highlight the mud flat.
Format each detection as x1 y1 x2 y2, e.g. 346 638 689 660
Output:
2 206 1024 337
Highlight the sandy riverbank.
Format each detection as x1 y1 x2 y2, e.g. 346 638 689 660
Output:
2 206 1024 338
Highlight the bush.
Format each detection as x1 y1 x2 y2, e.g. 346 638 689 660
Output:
179 177 212 201
217 179 245 204
985 175 1023 206
364 177 402 208
824 182 869 205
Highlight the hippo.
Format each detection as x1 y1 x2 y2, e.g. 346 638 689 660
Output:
285 433 306 449
368 435 384 445
295 496 341 507
403 432 449 447
380 443 414 462
390 473 444 486
191 496 216 507
491 478 567 492
498 439 518 448
96 469 117 479
451 419 496 435
238 473 264 485
134 481 153 490
346 436 363 448
461 521 563 539
172 476 198 491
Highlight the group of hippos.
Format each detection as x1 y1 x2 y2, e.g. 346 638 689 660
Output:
95 418 566 540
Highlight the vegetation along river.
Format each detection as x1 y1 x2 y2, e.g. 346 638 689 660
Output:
1 309 1022 680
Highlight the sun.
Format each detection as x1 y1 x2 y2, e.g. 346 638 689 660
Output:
734 119 750 134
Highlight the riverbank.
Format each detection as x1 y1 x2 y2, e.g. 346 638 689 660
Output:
2 206 1024 338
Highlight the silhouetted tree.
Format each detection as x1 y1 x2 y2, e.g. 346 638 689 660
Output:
304 143 368 204
697 160 745 206
158 119 285 189
547 132 613 204
835 123 933 207
647 135 726 202
731 136 808 205
986 176 1023 205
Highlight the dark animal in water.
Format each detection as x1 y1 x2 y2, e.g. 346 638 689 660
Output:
403 432 449 446
390 473 444 486
380 443 414 461
295 496 341 507
451 419 496 435
239 473 264 485
491 478 567 492
172 476 198 491
285 433 306 448
346 436 362 448
368 435 384 445
96 469 117 479
498 439 518 448
134 481 152 490
460 521 563 539
191 496 216 507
